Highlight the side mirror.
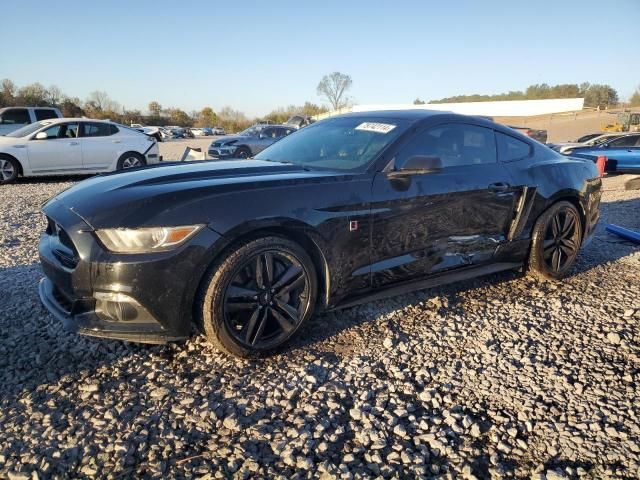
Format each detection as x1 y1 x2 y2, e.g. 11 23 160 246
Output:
35 131 48 140
393 155 443 176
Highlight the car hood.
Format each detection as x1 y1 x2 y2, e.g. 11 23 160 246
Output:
46 160 342 229
212 135 251 146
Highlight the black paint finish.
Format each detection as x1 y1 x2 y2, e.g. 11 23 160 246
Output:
38 111 602 343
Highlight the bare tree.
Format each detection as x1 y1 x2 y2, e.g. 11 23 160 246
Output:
148 101 162 117
86 90 119 112
47 85 63 105
317 72 352 111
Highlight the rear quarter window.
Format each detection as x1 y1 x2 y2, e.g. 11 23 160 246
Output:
1 108 30 125
35 109 59 121
496 132 532 162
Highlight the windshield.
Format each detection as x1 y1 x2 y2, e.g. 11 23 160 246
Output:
254 117 410 171
5 121 53 138
239 125 265 137
591 135 614 145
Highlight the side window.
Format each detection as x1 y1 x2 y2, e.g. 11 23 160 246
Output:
496 132 532 161
397 124 497 168
608 136 637 148
82 122 114 137
35 109 58 121
38 123 79 140
262 128 277 139
110 124 119 135
0 108 30 125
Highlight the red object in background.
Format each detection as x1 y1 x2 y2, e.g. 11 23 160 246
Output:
596 156 607 177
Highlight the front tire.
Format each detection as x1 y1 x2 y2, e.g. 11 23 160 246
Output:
234 147 251 159
117 152 147 170
528 201 582 281
0 156 19 184
198 236 317 358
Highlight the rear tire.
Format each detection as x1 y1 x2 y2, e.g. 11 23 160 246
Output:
0 155 19 184
528 201 582 281
117 152 146 170
197 236 317 358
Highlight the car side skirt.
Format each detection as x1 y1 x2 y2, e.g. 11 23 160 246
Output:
331 261 522 311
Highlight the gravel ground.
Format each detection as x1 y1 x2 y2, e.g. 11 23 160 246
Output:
0 174 639 480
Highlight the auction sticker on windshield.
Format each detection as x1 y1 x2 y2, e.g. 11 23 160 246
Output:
355 122 396 134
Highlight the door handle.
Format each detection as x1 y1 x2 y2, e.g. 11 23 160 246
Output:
488 182 511 192
69 142 79 146
113 140 122 144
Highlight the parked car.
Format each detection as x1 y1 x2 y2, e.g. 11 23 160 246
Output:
212 127 226 135
548 133 623 155
183 128 195 139
0 118 159 184
208 124 296 159
38 110 601 357
202 127 214 136
130 124 163 142
0 106 62 136
191 128 206 136
286 115 315 129
507 125 547 144
567 133 640 173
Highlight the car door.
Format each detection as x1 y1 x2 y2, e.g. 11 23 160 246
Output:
79 122 118 170
26 122 82 173
250 127 279 154
370 123 520 287
0 108 31 135
601 134 640 171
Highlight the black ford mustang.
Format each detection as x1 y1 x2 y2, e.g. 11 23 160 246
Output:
39 111 602 357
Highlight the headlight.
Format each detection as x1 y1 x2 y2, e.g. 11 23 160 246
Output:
95 225 204 253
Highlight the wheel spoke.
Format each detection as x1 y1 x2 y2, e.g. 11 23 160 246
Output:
227 285 258 299
560 238 577 251
242 308 262 345
274 298 300 325
559 245 574 257
562 214 575 237
553 248 562 271
249 308 269 346
255 256 265 289
226 300 258 313
551 215 561 238
273 265 303 293
269 306 295 333
263 253 274 286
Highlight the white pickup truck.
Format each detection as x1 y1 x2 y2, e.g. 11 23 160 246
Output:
0 106 62 136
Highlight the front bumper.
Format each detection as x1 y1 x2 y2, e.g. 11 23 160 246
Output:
38 199 221 344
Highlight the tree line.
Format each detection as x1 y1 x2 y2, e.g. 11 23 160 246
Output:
0 79 328 132
417 83 621 109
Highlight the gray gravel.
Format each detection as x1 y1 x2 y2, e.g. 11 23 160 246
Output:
1 174 639 479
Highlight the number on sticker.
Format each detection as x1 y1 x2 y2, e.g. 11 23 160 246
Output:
355 122 396 134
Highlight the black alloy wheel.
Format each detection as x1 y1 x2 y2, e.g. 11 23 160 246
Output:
529 201 583 280
542 206 580 272
198 236 317 357
223 251 309 349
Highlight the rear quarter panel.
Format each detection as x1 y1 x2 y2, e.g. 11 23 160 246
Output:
504 145 601 242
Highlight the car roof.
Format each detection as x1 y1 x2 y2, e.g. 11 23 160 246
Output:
38 117 114 124
337 109 451 121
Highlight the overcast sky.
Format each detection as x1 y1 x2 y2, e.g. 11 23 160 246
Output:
2 0 638 117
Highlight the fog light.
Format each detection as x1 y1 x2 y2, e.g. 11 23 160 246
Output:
94 291 159 325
